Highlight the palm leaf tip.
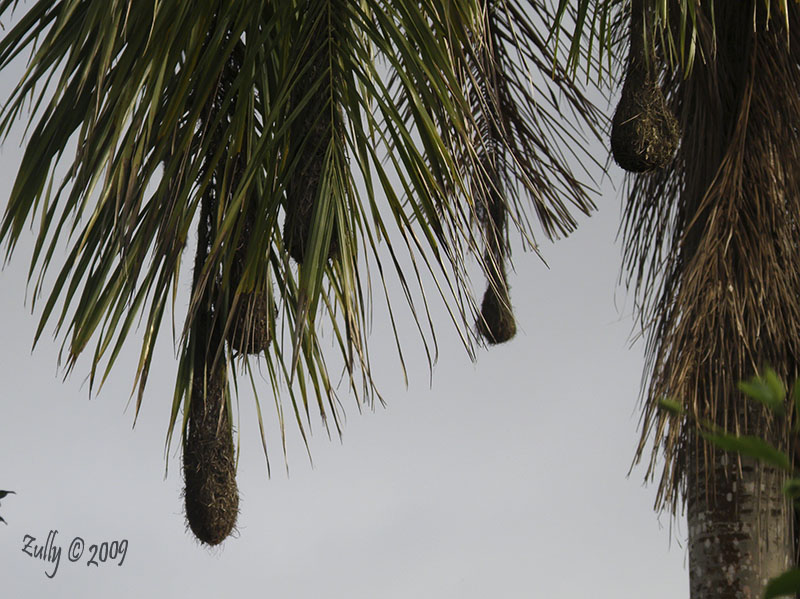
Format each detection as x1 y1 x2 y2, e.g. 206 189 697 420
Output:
183 365 239 546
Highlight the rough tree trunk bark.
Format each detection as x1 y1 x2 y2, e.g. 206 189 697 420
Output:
687 434 792 598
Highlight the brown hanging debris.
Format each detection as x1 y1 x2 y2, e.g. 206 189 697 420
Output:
611 0 679 172
183 206 240 545
182 83 239 544
204 37 270 356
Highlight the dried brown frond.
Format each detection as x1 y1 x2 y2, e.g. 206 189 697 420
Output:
625 1 800 511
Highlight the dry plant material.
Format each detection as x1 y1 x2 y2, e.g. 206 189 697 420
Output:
625 2 800 512
183 203 240 545
227 283 271 354
611 0 678 172
210 42 270 356
183 200 240 546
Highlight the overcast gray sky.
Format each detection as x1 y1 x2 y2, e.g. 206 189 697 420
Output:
0 5 689 597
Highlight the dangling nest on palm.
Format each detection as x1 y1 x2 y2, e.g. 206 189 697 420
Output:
611 0 679 172
183 224 240 545
228 289 272 354
182 103 239 545
283 132 340 263
476 170 516 345
461 1 523 346
478 265 516 345
227 189 272 355
183 360 239 546
611 70 679 172
282 17 340 265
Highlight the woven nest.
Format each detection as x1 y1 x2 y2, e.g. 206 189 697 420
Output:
183 364 239 546
611 0 679 174
477 280 516 345
228 291 271 354
282 152 339 264
227 195 271 354
611 67 679 173
282 25 341 265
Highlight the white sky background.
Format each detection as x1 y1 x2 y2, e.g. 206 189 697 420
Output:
0 4 689 597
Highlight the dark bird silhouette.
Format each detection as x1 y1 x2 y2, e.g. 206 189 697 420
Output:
0 490 15 524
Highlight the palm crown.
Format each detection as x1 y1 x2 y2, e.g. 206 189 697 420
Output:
0 0 601 543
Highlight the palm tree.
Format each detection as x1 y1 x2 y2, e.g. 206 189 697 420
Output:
563 0 800 596
0 1 601 545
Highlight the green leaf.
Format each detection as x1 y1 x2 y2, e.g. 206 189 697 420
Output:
782 478 800 499
701 431 792 473
658 398 684 415
738 369 785 415
764 367 787 405
764 568 800 599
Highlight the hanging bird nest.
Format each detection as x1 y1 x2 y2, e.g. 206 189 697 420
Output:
282 19 340 264
228 289 271 354
283 130 339 263
183 115 239 545
478 264 516 345
475 191 517 345
227 193 271 355
611 0 679 172
183 361 239 546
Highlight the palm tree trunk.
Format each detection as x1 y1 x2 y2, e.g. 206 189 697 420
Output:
687 432 792 598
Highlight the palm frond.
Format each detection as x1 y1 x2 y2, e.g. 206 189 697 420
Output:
555 0 797 78
0 0 603 478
